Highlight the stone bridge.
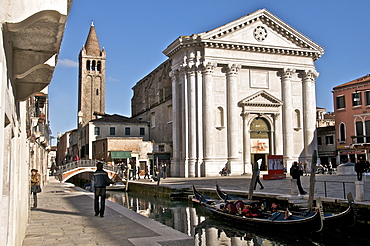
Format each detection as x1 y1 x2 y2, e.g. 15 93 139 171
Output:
56 160 119 183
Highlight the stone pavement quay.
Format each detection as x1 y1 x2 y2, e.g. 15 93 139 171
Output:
134 173 370 204
22 178 194 246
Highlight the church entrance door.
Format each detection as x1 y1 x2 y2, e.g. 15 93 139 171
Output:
250 117 271 171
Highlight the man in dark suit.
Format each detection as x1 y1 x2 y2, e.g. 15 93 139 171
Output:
91 162 112 217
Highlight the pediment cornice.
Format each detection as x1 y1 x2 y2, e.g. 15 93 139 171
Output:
238 90 283 108
163 9 324 60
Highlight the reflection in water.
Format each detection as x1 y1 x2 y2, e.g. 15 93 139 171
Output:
107 191 369 246
106 191 290 245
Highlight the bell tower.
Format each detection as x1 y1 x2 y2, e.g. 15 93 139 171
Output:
78 22 106 128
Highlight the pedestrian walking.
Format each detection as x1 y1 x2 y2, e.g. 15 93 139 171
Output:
30 169 41 208
290 161 307 195
254 159 264 190
127 162 132 180
137 165 141 180
132 164 137 180
91 162 112 217
144 165 150 179
355 159 365 181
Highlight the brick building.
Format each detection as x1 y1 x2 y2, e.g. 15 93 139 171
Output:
333 74 370 164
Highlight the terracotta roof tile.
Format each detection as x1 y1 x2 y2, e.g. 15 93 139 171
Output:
91 114 147 124
333 74 370 90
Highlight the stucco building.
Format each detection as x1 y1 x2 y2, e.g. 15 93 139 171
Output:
333 74 370 164
0 0 71 245
132 9 324 177
78 113 150 164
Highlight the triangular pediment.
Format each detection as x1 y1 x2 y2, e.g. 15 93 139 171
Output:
163 9 323 59
200 9 323 53
238 90 283 108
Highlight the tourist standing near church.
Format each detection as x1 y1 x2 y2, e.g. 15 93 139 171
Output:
290 162 307 195
91 162 112 217
355 159 365 181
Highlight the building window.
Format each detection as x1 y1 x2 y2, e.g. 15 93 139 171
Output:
216 107 224 128
102 143 105 154
294 109 301 129
356 121 364 143
325 135 334 145
339 123 346 142
158 145 165 152
140 127 145 136
125 127 131 135
365 120 370 142
97 61 101 72
167 105 172 122
352 92 362 106
151 112 156 128
92 60 96 71
86 60 90 70
96 89 99 96
336 96 345 109
110 127 115 135
365 91 370 106
317 136 322 145
94 127 100 135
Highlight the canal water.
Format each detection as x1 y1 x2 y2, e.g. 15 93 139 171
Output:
107 190 370 246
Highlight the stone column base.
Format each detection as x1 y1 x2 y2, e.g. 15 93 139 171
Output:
355 181 365 202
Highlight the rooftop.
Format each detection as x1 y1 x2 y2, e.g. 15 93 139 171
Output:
333 74 370 90
91 114 148 124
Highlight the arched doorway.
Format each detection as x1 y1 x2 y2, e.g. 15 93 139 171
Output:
250 117 271 170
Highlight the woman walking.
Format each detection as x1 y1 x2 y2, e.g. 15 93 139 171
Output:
30 169 41 208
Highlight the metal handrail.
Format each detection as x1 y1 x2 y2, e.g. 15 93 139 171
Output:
316 180 354 199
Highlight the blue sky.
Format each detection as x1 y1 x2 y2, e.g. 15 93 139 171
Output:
49 0 370 140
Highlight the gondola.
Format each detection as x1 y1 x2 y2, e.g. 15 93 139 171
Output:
322 192 356 228
216 184 246 202
216 184 356 229
193 185 323 233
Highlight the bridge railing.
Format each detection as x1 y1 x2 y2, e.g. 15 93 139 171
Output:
56 160 114 176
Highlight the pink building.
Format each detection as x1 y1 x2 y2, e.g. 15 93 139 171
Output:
333 74 370 164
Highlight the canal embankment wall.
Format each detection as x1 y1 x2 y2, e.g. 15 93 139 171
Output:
127 175 370 224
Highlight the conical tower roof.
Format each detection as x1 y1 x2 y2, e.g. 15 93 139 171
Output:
84 23 101 56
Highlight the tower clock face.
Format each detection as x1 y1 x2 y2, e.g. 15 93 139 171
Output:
254 26 267 42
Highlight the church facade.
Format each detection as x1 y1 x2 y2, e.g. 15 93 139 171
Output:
132 9 324 177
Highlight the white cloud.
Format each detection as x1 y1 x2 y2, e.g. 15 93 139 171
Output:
107 76 119 82
57 58 78 68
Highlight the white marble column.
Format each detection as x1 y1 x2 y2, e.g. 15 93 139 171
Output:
196 70 203 176
202 62 216 170
273 113 282 155
170 70 180 176
242 112 252 174
180 68 188 177
302 70 318 162
187 66 197 177
279 68 295 168
226 64 241 170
